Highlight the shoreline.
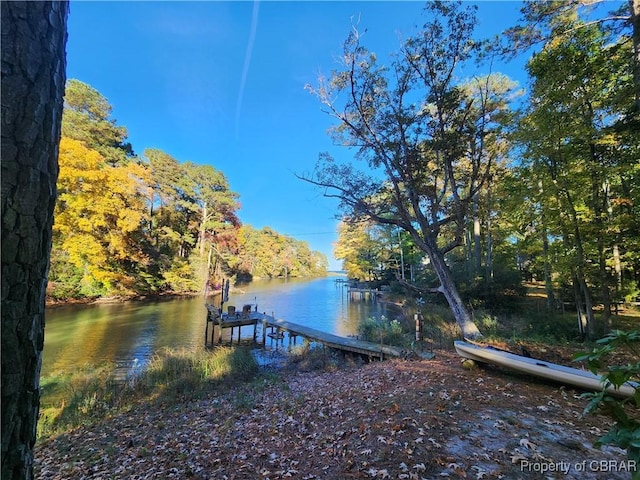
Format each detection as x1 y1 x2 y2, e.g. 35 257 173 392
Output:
45 273 336 308
45 290 206 309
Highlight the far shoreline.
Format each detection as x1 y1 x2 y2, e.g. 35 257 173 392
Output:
45 272 343 309
45 290 205 309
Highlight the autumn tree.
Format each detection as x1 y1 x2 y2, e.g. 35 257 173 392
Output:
51 137 150 297
49 78 326 299
49 79 153 298
335 219 417 282
1 2 68 478
144 149 241 291
62 79 134 165
335 220 382 281
303 1 516 338
233 226 327 279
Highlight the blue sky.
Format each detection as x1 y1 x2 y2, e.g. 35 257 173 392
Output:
66 1 528 270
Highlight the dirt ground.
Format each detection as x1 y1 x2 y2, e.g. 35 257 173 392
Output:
34 345 637 480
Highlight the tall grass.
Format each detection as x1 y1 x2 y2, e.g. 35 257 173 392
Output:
358 315 409 347
138 346 258 396
38 346 258 440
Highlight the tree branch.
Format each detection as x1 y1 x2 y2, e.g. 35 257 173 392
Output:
395 273 444 295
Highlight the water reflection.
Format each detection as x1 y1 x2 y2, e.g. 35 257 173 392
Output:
43 277 397 376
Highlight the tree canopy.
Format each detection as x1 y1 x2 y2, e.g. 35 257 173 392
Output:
62 79 134 165
303 1 519 338
48 82 327 300
313 0 639 339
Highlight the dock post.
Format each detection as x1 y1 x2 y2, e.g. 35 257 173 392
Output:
218 320 223 344
238 324 241 344
262 316 267 348
288 333 297 350
253 318 257 343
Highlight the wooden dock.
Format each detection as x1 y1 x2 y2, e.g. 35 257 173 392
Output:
347 287 380 300
205 304 403 360
205 304 259 345
261 315 402 360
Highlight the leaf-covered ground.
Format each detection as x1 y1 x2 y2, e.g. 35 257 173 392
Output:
35 349 633 480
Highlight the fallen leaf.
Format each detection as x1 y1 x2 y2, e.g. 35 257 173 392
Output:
519 438 537 450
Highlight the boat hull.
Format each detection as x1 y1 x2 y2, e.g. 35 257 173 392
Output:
454 340 637 398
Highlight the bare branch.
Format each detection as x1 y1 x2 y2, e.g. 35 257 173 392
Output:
395 274 445 295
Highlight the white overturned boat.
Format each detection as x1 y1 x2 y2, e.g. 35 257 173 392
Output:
454 340 637 398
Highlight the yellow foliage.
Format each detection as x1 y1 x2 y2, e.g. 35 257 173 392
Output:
53 137 150 294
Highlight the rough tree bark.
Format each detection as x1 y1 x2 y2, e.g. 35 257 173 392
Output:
1 2 68 479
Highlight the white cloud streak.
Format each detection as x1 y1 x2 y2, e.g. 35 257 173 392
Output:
235 1 260 140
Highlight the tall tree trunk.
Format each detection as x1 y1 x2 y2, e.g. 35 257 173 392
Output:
577 272 596 338
472 192 481 276
1 2 68 479
423 235 482 339
397 230 406 281
538 181 555 310
199 201 208 257
485 182 493 281
465 228 473 281
573 230 597 338
590 145 612 326
541 224 555 311
613 244 622 292
562 186 597 338
630 0 640 111
605 179 623 305
573 274 588 337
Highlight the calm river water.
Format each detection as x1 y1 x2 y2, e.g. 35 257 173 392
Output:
42 276 395 376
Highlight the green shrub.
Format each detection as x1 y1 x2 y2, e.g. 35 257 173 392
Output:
477 312 500 336
358 315 408 347
575 330 640 475
287 343 331 371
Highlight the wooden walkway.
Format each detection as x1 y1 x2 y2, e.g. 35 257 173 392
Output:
205 305 403 360
261 315 403 359
347 287 380 300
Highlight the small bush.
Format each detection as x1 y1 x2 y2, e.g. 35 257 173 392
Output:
575 330 640 471
358 315 408 347
506 309 584 342
286 343 332 371
476 311 500 336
